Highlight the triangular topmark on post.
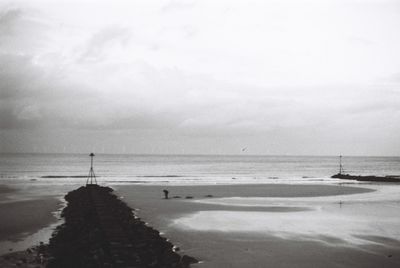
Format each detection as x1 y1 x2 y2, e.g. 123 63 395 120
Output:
86 153 97 185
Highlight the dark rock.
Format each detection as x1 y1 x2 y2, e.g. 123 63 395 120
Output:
47 184 197 267
181 255 199 267
331 173 400 183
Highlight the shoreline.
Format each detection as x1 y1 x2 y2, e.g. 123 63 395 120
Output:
1 185 199 267
115 183 400 267
0 198 62 242
0 184 64 256
1 181 399 267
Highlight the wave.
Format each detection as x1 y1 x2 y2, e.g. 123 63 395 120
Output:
135 175 186 178
105 180 170 184
41 175 92 178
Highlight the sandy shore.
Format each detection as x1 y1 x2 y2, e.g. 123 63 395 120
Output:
114 183 400 268
0 185 16 195
1 181 399 267
0 184 63 256
0 198 61 241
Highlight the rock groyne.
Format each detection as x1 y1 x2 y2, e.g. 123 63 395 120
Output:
332 173 400 183
47 185 198 267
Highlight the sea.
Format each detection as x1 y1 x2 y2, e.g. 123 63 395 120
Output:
1 153 400 186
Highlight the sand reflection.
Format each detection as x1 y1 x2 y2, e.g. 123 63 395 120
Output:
173 185 400 247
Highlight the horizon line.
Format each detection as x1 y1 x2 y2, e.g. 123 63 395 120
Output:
0 152 399 158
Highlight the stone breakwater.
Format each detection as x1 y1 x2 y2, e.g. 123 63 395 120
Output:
47 185 198 267
331 173 400 183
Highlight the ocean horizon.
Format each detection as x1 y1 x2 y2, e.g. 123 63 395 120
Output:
1 153 399 186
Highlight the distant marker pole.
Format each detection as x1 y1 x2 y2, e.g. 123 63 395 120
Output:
86 153 97 185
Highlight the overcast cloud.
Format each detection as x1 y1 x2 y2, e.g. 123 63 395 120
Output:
0 0 399 155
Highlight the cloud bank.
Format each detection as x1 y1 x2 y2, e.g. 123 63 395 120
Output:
1 0 400 155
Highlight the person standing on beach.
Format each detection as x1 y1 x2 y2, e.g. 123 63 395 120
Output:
163 189 169 199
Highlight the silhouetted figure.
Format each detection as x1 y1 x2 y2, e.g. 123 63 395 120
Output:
163 189 169 199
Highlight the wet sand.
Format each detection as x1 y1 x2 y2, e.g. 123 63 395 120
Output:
0 184 63 255
114 183 374 224
0 199 61 242
0 185 15 195
114 183 400 268
1 182 399 267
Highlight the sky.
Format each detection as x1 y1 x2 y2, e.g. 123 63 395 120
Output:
0 0 400 156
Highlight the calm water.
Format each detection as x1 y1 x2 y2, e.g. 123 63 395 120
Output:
1 153 399 185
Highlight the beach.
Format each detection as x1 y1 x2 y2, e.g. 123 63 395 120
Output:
1 182 400 267
115 183 400 268
0 183 71 256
